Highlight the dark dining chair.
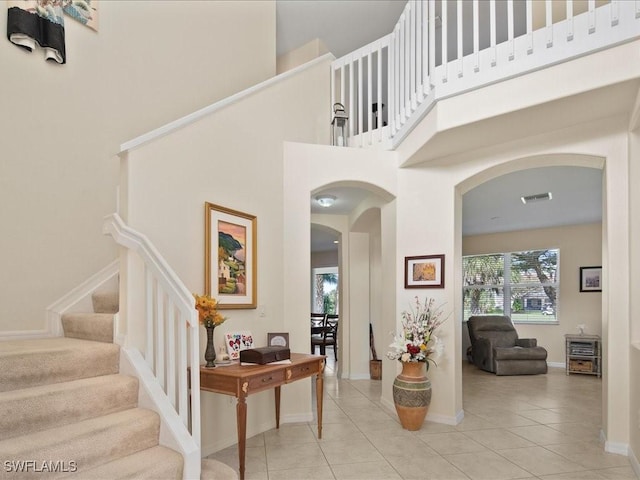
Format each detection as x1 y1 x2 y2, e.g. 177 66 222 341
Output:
311 313 338 360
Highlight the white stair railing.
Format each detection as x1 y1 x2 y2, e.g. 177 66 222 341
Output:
331 0 640 149
103 213 201 479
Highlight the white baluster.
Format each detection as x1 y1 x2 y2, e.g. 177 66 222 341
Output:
166 302 176 407
395 24 402 128
377 44 383 141
442 0 449 82
457 0 463 77
490 0 497 66
417 2 424 101
400 14 406 122
348 58 354 141
177 311 188 426
526 0 533 54
507 0 514 61
410 0 417 109
340 64 346 109
389 31 396 135
429 0 435 87
156 290 165 389
611 0 619 27
145 268 154 370
588 0 596 34
567 0 574 41
546 0 553 48
358 55 363 145
329 64 338 112
473 0 480 71
422 0 429 95
367 48 373 141
405 7 411 113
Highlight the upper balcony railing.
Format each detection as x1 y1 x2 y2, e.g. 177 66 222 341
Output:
330 0 640 150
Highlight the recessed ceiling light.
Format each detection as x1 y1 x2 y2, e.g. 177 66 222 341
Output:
333 240 339 244
316 195 337 208
521 192 552 204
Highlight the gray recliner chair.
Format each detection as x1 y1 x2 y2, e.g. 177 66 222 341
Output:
467 315 547 375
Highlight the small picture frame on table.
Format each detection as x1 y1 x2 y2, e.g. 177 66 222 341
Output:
267 332 289 348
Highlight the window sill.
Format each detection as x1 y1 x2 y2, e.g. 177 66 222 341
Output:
513 321 559 326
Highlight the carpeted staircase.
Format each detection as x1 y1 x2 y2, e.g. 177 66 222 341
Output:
0 291 236 479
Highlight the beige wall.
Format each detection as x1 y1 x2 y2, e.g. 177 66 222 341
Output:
462 223 602 364
122 58 331 455
277 39 330 74
0 0 275 333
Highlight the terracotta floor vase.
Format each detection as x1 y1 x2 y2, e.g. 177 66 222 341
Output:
392 360 432 430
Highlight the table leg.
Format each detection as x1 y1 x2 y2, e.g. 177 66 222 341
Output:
236 396 247 480
275 385 281 429
315 363 324 439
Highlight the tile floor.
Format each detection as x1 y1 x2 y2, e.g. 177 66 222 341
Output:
207 354 637 479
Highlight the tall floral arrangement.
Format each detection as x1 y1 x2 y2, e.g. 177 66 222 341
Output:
387 297 447 369
193 293 227 328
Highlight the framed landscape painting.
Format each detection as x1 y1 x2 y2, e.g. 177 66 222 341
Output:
405 254 445 289
205 202 257 309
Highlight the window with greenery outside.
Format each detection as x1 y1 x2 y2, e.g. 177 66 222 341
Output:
463 249 559 324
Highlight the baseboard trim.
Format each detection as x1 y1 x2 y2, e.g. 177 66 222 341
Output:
601 428 630 456
426 411 463 426
547 362 565 369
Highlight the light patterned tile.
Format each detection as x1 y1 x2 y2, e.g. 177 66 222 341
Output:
320 438 385 465
264 424 317 446
417 432 489 455
595 466 639 479
463 428 535 450
368 434 438 457
497 446 587 476
443 450 531 480
545 443 631 469
385 453 470 480
331 460 402 480
265 442 329 471
268 465 336 480
507 425 576 445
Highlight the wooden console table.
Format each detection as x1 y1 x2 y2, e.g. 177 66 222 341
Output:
199 353 325 480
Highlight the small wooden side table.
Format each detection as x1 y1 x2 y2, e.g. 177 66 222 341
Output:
199 353 325 480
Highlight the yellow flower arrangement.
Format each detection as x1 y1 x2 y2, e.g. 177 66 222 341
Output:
193 293 227 328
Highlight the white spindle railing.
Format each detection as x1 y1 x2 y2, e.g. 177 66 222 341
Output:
103 213 201 475
330 0 640 149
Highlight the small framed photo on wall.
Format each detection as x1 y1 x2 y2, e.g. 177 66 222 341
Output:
580 266 602 292
405 254 445 289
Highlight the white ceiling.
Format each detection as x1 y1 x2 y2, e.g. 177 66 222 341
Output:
462 166 602 236
276 0 406 59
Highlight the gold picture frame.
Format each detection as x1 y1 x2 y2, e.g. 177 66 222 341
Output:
205 202 257 309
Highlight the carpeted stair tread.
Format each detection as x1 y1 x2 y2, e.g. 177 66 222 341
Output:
0 408 160 477
0 374 138 440
92 291 119 314
62 313 114 343
201 458 238 480
64 445 183 480
0 337 119 393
